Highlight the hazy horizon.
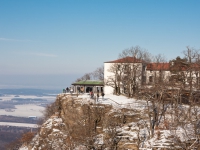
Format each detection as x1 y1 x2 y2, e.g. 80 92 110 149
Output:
0 74 82 90
1 0 200 89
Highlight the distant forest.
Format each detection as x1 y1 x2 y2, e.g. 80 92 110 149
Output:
0 115 38 124
0 125 37 150
0 115 38 150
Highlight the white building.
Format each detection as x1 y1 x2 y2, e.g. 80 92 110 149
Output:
145 63 171 84
104 57 200 95
104 57 144 94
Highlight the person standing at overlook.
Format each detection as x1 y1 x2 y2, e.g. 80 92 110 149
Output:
101 92 105 100
97 91 99 102
70 87 73 95
66 87 69 93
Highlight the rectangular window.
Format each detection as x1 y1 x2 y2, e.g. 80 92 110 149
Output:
149 76 153 83
117 65 120 70
142 65 146 71
197 77 200 85
159 71 163 82
124 65 129 74
142 76 146 84
124 65 128 70
187 77 193 83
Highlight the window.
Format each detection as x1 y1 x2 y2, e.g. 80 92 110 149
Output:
142 76 146 84
197 77 200 86
159 71 163 82
187 77 193 83
124 65 129 74
142 65 146 71
149 76 153 83
124 65 128 70
117 65 120 70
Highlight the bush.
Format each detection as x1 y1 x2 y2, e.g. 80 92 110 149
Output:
42 101 57 121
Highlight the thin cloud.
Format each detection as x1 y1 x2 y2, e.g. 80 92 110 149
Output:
31 53 58 57
0 38 33 42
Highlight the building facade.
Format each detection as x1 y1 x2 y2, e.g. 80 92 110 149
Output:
104 57 144 94
72 80 104 93
104 57 200 95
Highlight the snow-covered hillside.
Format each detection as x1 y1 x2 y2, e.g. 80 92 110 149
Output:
19 93 200 150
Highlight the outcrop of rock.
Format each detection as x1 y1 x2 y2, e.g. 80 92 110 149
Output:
22 94 141 150
21 94 195 150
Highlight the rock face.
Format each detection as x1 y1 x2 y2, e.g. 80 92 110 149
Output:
22 94 141 150
21 94 197 150
30 116 67 150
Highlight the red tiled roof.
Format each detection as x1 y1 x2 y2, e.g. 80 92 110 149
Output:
170 63 200 71
105 56 142 63
147 63 200 71
189 63 200 70
146 63 170 71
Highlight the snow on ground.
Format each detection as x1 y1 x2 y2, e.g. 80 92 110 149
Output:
75 93 199 148
19 93 200 149
76 93 146 111
0 94 56 117
0 104 45 117
19 147 28 150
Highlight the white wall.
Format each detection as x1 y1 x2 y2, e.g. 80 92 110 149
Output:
104 62 115 94
145 70 171 83
104 62 143 94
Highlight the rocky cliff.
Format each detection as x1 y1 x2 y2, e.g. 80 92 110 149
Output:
20 94 143 150
20 94 200 150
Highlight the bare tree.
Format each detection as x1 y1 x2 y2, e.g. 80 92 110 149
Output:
105 46 154 97
105 62 124 95
169 56 188 88
136 53 172 138
75 66 104 82
152 54 168 84
76 73 92 82
167 99 200 149
92 66 104 81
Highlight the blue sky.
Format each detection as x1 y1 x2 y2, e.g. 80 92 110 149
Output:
0 0 200 89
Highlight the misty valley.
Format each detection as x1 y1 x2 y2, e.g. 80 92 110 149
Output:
0 88 59 149
0 89 58 111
